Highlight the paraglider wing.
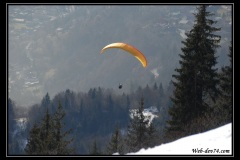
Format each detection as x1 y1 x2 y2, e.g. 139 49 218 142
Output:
100 42 147 68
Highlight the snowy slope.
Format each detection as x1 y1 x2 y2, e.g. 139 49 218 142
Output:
126 123 232 155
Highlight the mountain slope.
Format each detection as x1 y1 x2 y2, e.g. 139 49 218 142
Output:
8 5 232 107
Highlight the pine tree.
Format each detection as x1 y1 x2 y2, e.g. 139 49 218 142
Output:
105 124 124 155
167 5 221 132
89 140 101 155
216 41 232 123
24 101 74 155
146 120 160 148
158 83 164 97
25 108 55 155
52 101 74 155
125 97 150 153
24 123 43 155
41 93 51 109
39 108 55 154
153 82 158 90
38 93 52 120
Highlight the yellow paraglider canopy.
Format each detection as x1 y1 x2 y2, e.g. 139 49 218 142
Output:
100 42 147 68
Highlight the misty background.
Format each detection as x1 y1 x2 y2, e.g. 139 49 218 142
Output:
8 5 232 107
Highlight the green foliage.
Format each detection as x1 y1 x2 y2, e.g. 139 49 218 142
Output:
88 140 102 155
214 41 232 124
146 120 161 148
167 5 221 133
24 123 43 154
41 93 51 108
24 102 74 155
52 102 75 155
105 124 124 155
125 97 160 153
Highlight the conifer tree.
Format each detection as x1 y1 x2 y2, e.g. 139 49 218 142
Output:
167 5 221 132
153 82 158 90
216 41 232 123
146 121 160 148
39 108 55 154
105 124 124 155
52 102 74 155
125 97 150 152
89 140 101 155
24 101 74 155
25 108 55 155
158 83 164 97
24 123 43 155
41 93 51 109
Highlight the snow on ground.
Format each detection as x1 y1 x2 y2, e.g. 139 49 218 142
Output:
126 123 232 155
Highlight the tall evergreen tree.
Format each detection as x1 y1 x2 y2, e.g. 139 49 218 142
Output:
39 107 55 154
153 82 158 90
89 140 101 155
41 93 51 109
52 102 74 155
24 101 74 155
158 83 164 97
39 93 52 118
105 124 124 155
146 120 160 148
167 5 221 132
125 97 150 153
24 123 43 155
216 41 232 123
25 108 55 155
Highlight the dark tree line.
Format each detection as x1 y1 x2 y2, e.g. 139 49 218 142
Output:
8 81 169 155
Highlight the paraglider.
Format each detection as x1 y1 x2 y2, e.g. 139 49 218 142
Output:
100 42 147 89
100 42 147 68
118 83 123 89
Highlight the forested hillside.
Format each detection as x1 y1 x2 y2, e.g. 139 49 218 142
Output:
8 5 232 107
8 82 172 154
